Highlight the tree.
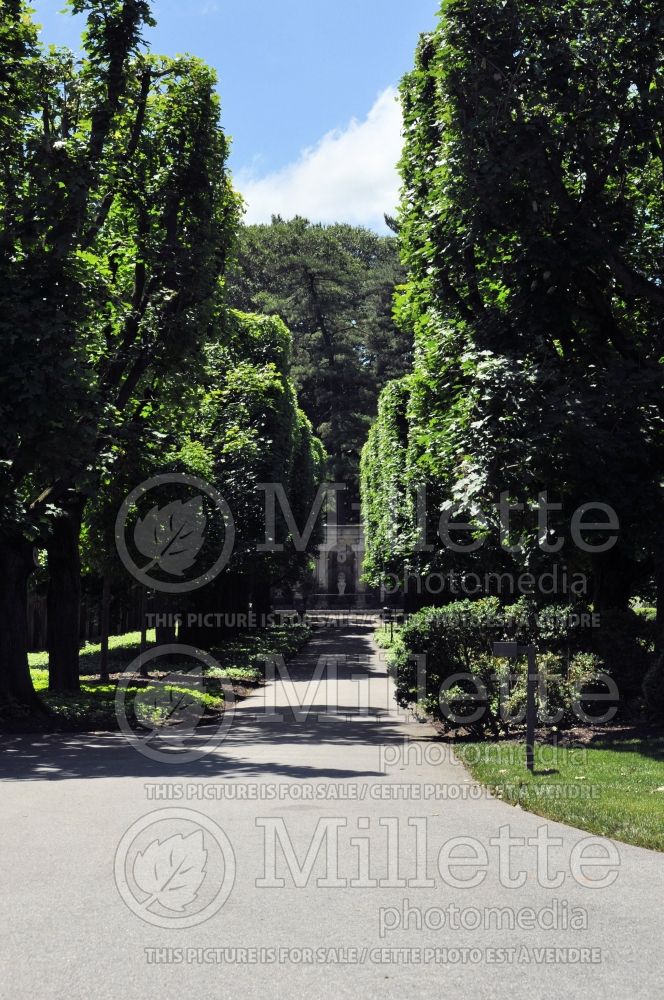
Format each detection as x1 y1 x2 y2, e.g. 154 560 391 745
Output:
175 310 326 645
227 217 411 519
81 307 324 651
363 1 664 621
360 378 416 588
0 1 238 709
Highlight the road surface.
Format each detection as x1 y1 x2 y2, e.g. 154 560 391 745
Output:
1 622 662 999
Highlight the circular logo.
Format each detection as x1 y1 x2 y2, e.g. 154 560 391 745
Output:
114 809 236 928
115 474 235 593
115 645 236 764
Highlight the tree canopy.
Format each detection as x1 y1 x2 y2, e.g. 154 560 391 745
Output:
363 0 664 623
0 0 237 706
227 216 412 517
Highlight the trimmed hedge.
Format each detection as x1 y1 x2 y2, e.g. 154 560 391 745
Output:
389 598 612 737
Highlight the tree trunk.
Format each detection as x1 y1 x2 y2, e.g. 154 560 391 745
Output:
252 576 272 621
0 536 43 715
139 587 148 678
47 504 83 694
154 592 177 646
591 545 633 613
655 542 664 654
100 575 111 683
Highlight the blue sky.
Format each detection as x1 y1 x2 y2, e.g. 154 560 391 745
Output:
30 0 441 229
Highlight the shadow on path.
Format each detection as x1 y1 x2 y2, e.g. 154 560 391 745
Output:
0 626 436 782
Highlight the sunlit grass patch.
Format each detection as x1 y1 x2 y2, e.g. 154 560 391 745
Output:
456 738 664 852
25 623 312 731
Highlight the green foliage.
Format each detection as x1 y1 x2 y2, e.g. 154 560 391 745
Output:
361 379 417 584
389 598 609 736
374 625 400 650
501 651 607 730
18 621 313 730
0 0 240 707
80 306 325 619
28 629 156 673
0 0 239 537
187 310 326 587
362 0 664 618
210 622 313 674
227 217 412 506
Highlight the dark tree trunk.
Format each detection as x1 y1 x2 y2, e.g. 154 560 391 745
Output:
0 536 43 715
591 545 634 613
654 542 664 654
252 576 272 621
139 587 148 677
47 503 83 694
100 575 111 683
155 624 177 645
154 592 177 646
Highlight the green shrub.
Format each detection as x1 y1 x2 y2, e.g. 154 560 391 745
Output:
390 599 611 737
390 599 508 736
501 652 608 730
374 625 399 650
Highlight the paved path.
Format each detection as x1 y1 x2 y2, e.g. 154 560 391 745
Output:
1 623 663 999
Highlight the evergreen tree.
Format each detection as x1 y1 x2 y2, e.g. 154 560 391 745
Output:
228 217 412 518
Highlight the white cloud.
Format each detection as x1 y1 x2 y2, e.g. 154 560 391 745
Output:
235 87 403 232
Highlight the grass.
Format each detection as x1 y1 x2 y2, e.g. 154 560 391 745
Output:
455 737 664 852
28 629 156 673
30 667 225 730
209 623 312 684
18 622 312 731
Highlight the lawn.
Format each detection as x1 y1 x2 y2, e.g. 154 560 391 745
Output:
22 623 312 731
455 737 664 852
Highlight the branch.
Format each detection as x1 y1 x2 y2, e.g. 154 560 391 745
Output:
581 270 641 360
539 142 664 307
125 67 152 161
80 191 114 250
605 252 664 308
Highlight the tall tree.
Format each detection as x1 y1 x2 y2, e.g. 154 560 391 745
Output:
227 217 411 519
363 0 664 616
0 1 238 709
175 310 326 645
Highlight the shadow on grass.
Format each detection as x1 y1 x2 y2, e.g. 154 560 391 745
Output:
587 732 664 763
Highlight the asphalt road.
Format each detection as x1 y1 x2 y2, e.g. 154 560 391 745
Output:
1 622 663 999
